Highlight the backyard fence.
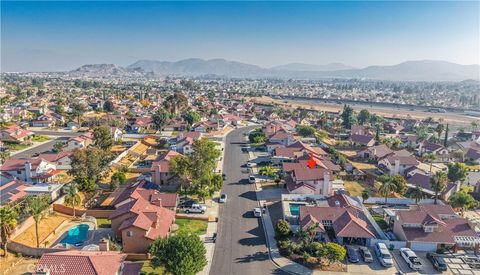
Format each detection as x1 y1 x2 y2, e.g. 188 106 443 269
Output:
53 204 113 218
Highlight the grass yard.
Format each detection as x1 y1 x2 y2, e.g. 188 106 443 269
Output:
140 261 164 275
344 181 365 197
338 150 358 158
13 213 71 247
31 135 51 142
348 160 377 170
372 215 389 230
5 142 31 151
174 218 208 235
96 218 111 228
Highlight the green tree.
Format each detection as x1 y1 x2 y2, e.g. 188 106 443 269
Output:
184 111 201 126
296 125 316 137
25 195 50 248
0 204 17 257
103 100 114 113
411 186 424 204
248 129 266 144
150 233 207 275
341 104 356 129
52 141 64 153
275 220 292 239
152 109 171 131
357 109 371 125
64 184 81 218
447 163 468 183
169 155 192 196
110 171 127 191
435 124 445 140
431 171 448 204
449 191 475 217
93 125 114 151
69 147 104 192
361 189 370 203
0 151 10 162
423 153 437 173
453 150 465 162
444 124 449 147
163 92 188 115
70 102 87 125
378 176 397 204
325 242 346 263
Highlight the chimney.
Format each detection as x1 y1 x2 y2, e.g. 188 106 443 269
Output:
394 159 400 175
335 201 340 207
152 198 162 208
99 238 109 251
24 160 32 182
372 148 377 156
322 172 331 195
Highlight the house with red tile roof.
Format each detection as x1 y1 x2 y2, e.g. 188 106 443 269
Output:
37 151 73 170
349 134 375 147
0 125 33 143
33 251 136 275
0 179 31 206
110 180 178 210
151 150 181 186
299 195 376 246
378 149 419 176
0 158 59 183
109 196 175 253
285 167 332 195
65 132 93 151
392 204 480 251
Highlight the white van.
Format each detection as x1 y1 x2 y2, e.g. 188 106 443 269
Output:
375 242 393 267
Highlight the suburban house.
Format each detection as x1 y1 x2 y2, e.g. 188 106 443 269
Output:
350 134 375 147
151 150 181 186
30 111 65 128
33 250 142 275
406 172 459 200
110 180 178 210
378 149 419 176
357 144 393 161
417 142 449 156
109 196 175 253
466 148 480 162
267 130 294 147
37 151 73 170
299 193 376 246
65 132 93 151
111 126 123 141
0 125 33 143
0 158 59 183
392 204 480 251
0 179 31 206
271 140 327 165
285 167 332 195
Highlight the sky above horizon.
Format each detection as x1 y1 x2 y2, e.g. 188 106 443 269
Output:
1 1 479 72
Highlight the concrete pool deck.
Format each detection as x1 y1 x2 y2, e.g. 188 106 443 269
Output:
45 219 104 249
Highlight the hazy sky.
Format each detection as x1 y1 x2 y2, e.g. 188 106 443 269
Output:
1 1 479 72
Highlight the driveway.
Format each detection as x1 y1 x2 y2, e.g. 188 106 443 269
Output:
210 127 287 275
391 250 453 275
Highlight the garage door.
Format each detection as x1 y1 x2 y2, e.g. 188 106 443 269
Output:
410 242 437 251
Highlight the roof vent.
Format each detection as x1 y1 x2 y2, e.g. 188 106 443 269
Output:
335 201 340 207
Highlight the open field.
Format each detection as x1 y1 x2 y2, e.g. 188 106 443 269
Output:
249 96 476 127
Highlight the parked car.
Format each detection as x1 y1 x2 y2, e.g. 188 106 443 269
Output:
359 246 373 263
346 246 360 263
249 175 256 184
184 204 206 214
219 193 227 203
222 173 227 180
427 253 447 271
375 242 393 267
253 208 262 217
247 162 257 168
400 248 422 270
179 199 197 209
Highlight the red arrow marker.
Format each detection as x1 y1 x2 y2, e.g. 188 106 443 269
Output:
307 153 315 169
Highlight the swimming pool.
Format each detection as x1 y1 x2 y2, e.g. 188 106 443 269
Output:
60 224 89 246
289 203 306 216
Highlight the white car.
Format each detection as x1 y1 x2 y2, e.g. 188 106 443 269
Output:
184 204 206 214
375 242 393 267
249 175 256 184
246 162 257 168
253 208 262 217
219 193 227 203
400 248 422 270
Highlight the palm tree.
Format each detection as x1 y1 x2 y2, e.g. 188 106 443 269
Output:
379 180 397 205
430 171 448 205
424 153 436 173
25 195 50 248
361 190 370 203
64 184 81 218
0 204 18 258
0 151 10 163
411 186 424 204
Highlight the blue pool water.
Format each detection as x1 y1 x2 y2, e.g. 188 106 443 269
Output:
289 203 306 216
60 224 89 246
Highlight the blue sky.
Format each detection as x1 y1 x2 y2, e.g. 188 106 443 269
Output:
1 1 479 72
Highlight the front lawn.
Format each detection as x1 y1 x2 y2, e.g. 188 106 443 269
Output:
344 181 365 197
372 215 389 230
31 135 51 142
140 261 164 275
96 218 111 228
5 142 31 151
174 218 208 235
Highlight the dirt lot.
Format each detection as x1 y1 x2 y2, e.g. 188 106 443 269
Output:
250 96 476 127
13 213 71 247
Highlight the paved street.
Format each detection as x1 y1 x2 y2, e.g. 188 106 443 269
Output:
210 127 287 275
31 130 81 137
11 137 69 159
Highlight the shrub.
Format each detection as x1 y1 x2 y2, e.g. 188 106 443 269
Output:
278 239 294 257
275 219 291 240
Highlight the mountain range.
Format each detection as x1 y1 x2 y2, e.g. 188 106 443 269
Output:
72 59 479 81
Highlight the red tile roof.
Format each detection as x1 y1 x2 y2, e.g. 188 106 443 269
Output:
34 251 126 275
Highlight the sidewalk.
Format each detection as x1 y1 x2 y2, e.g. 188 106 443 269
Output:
199 221 218 275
